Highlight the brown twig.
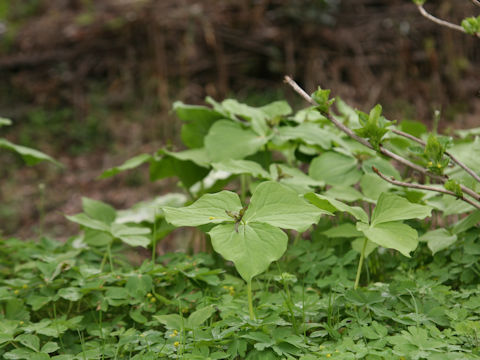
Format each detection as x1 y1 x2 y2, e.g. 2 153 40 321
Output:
373 167 480 211
284 75 480 204
417 5 469 34
392 129 480 184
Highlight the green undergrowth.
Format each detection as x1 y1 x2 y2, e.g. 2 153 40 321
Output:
1 228 480 360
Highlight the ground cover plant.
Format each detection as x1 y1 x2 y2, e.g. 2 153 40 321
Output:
1 1 480 359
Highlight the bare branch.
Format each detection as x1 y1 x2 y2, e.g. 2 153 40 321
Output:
417 5 471 34
392 129 480 184
372 167 480 211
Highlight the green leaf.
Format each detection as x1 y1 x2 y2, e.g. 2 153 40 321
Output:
309 152 361 186
221 99 269 136
153 314 184 330
275 123 331 149
58 287 83 302
212 159 270 178
0 117 12 127
15 334 40 352
65 213 110 232
311 87 334 113
243 181 328 232
259 101 292 118
305 193 369 223
452 210 480 234
99 153 152 179
351 237 378 258
163 191 242 227
270 164 324 193
41 341 59 354
0 138 61 167
82 197 116 224
149 152 210 188
110 223 151 248
360 173 391 201
208 223 288 282
204 120 268 162
357 221 419 257
420 229 457 255
371 193 432 226
187 305 216 328
323 223 362 238
3 348 36 360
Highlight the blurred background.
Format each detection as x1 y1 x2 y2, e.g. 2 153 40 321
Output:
0 0 479 239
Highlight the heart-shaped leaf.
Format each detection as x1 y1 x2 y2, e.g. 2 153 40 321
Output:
208 223 288 282
371 193 432 226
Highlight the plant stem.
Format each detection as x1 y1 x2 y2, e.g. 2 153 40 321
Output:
354 238 368 290
152 210 157 263
240 174 247 203
247 281 255 320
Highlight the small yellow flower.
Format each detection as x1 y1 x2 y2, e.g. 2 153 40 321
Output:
150 297 156 303
427 161 433 167
209 217 216 220
147 293 152 298
173 330 178 335
174 341 180 347
22 284 28 289
19 321 24 325
326 354 332 358
13 290 19 295
437 163 442 168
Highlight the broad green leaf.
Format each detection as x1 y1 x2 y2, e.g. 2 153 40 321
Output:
351 237 378 258
41 342 59 354
110 223 151 248
82 197 116 224
362 157 401 179
420 229 457 255
187 305 216 328
208 222 288 282
58 287 83 302
357 221 419 257
65 213 110 232
204 120 268 162
243 181 328 232
360 173 391 201
275 123 331 149
324 186 364 202
99 153 152 179
323 223 362 238
399 120 427 138
270 164 324 193
221 99 269 136
0 139 61 167
149 153 209 188
212 159 270 178
3 348 36 360
163 191 242 227
259 101 292 118
174 102 224 148
452 210 480 234
154 314 184 330
305 193 369 223
162 148 210 168
83 228 113 247
371 193 432 226
15 334 40 352
309 151 361 186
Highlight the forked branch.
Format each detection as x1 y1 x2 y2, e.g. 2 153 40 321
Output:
284 75 480 207
373 167 480 210
391 129 480 184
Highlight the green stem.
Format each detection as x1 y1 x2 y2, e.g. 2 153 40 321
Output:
354 238 368 290
247 281 255 320
240 174 247 203
152 210 157 263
